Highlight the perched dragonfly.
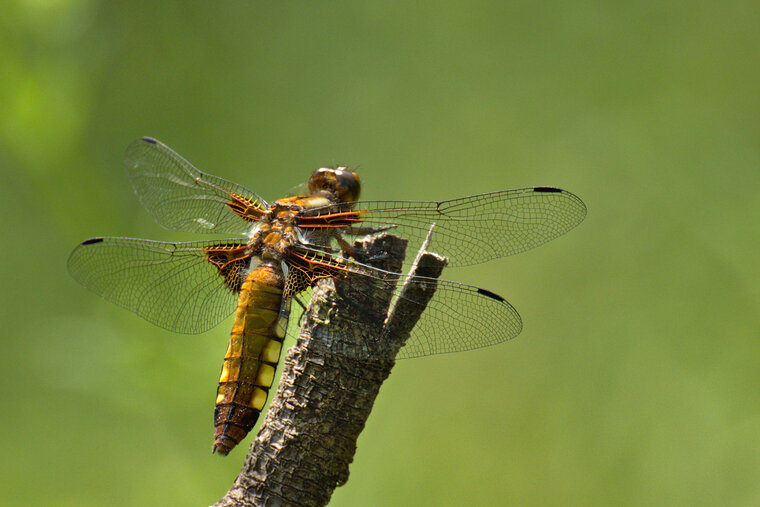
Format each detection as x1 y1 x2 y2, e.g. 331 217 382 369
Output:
68 138 586 455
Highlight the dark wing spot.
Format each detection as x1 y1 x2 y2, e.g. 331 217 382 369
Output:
477 287 506 302
141 137 158 145
533 187 562 193
81 238 104 245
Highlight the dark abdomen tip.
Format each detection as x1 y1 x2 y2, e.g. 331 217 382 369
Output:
212 440 232 456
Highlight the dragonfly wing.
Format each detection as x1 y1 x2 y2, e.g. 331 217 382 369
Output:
391 277 522 359
305 187 586 266
125 138 268 234
288 247 522 359
68 237 250 334
335 271 522 359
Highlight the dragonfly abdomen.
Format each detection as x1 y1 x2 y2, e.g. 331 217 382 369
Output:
213 261 285 455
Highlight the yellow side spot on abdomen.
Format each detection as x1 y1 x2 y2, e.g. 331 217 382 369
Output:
250 387 268 410
261 340 281 363
255 364 275 387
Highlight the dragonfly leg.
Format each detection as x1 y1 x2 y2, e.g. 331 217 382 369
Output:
345 225 396 235
294 295 307 312
333 233 356 258
293 295 309 326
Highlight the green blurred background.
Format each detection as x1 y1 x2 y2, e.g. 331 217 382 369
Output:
2 1 759 505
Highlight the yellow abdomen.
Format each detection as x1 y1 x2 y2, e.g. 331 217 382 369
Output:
213 260 285 455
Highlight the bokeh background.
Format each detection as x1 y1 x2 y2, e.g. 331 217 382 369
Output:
2 2 759 506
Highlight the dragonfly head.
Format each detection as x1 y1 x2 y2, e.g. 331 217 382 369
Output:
308 167 361 205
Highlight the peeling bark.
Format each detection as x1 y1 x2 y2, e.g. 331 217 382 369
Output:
214 232 447 506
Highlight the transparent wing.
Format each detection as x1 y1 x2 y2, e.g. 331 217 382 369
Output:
395 276 521 359
68 237 250 334
303 187 586 267
288 247 522 360
125 137 269 234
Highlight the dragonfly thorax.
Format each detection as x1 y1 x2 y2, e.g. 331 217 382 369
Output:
250 208 300 260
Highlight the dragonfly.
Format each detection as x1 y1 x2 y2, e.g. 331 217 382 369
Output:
68 137 586 455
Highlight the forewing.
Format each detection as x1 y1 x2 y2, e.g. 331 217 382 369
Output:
303 187 586 266
125 137 268 234
68 237 249 334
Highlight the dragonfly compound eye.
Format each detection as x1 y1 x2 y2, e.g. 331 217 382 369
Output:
308 167 361 204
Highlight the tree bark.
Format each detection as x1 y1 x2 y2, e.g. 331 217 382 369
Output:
214 232 447 506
